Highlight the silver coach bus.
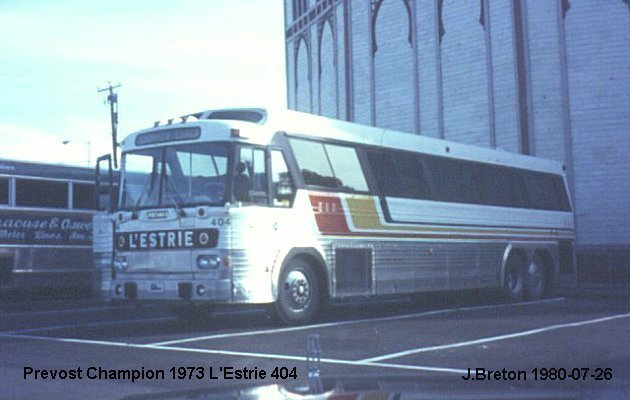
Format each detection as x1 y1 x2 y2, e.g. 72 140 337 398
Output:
99 108 575 324
0 159 96 293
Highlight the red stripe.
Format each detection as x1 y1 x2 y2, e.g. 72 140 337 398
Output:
309 194 351 235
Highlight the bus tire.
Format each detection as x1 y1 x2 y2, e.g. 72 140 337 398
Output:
525 253 546 300
503 252 526 302
274 257 320 325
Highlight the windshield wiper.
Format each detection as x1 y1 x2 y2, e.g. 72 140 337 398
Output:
130 167 158 219
163 173 187 218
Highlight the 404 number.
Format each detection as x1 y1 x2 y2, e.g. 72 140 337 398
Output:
271 366 297 380
210 217 230 227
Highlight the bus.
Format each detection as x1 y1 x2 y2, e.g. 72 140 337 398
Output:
0 158 98 294
100 108 575 324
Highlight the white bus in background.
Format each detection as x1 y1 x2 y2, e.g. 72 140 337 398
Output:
0 159 97 294
98 108 575 324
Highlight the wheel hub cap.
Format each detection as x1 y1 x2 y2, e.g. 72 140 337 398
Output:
285 270 310 309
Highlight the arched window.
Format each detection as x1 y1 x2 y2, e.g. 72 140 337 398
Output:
373 0 415 132
318 19 337 118
295 37 312 113
440 0 489 145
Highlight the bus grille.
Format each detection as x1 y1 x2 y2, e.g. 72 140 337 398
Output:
178 282 192 300
124 282 137 299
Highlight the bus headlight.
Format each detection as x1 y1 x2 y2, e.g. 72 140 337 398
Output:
114 256 128 272
197 255 220 269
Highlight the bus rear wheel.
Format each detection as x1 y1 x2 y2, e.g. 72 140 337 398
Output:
503 253 526 302
525 253 546 300
274 258 320 325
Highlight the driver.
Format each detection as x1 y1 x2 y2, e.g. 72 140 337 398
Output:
233 161 250 202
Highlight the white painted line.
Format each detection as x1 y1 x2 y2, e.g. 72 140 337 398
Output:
0 331 467 375
2 316 173 335
150 297 565 346
360 312 630 363
141 344 468 374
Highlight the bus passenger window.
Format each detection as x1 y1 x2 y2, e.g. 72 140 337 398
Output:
271 150 294 207
288 138 368 192
523 172 563 211
16 179 68 209
0 178 8 205
289 139 337 187
324 144 368 192
72 183 95 209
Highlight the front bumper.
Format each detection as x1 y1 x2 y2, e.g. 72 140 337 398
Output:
111 275 231 302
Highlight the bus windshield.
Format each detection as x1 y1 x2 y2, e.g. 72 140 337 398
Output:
120 142 229 210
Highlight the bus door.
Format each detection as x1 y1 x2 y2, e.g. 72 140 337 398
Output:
231 146 295 287
94 154 115 297
95 154 115 212
265 148 296 251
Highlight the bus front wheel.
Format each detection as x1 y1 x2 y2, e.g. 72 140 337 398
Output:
274 257 320 325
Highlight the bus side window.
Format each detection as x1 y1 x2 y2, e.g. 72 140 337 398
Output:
16 179 68 209
554 176 572 211
367 151 430 200
73 182 95 209
523 171 563 211
270 150 294 207
0 178 8 205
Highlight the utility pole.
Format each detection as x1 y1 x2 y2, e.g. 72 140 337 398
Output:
98 82 121 168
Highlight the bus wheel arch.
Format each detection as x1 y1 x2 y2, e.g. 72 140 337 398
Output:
272 249 329 325
502 248 527 302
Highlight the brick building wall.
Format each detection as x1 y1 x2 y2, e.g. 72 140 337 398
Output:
284 0 630 282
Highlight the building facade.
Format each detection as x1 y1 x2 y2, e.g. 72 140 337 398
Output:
284 0 630 282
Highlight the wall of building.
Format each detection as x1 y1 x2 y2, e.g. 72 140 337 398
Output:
284 0 630 279
564 1 630 248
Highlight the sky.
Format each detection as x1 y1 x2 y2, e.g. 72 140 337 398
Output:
0 0 286 167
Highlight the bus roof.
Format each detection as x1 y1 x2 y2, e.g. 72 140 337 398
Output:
121 107 566 175
0 158 94 181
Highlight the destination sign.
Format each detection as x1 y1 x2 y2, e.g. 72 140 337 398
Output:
115 228 218 251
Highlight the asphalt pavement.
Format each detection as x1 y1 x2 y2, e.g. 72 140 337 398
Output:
1 287 629 399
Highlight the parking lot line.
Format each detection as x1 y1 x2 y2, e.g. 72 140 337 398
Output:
0 332 467 375
150 297 565 346
360 312 630 363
